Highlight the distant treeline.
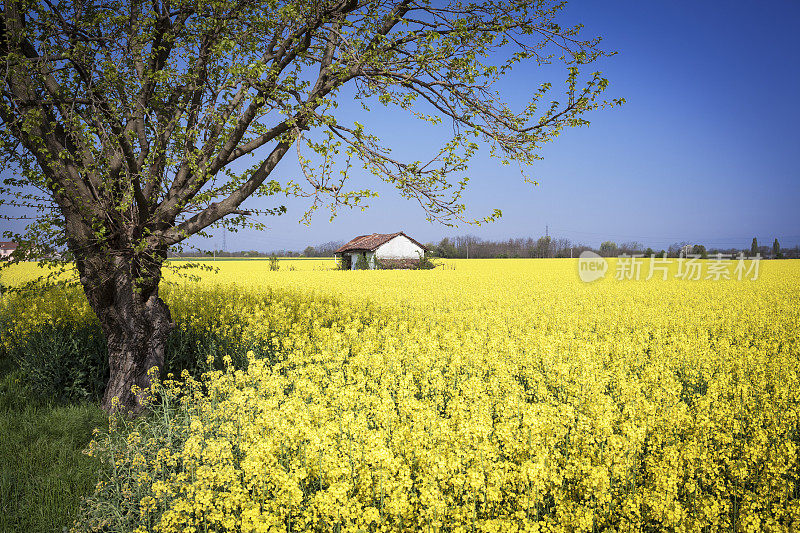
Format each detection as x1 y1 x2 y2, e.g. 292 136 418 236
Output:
168 240 344 258
301 241 345 257
423 236 800 259
168 236 799 260
168 249 305 258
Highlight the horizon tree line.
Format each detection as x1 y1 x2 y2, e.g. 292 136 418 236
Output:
166 235 799 260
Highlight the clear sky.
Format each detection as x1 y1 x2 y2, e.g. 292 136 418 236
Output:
198 0 799 252
6 1 799 252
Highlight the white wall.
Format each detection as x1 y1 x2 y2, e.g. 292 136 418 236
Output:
374 235 424 260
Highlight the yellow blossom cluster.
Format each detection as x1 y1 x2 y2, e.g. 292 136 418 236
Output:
4 259 800 531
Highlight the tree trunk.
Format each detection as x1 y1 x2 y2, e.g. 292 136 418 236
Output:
74 249 174 414
99 288 172 413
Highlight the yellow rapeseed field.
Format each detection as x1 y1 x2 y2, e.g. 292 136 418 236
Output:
2 258 799 531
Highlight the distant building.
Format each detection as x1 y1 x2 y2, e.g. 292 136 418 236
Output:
334 232 427 270
0 242 17 259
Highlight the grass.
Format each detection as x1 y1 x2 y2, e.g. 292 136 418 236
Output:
0 357 106 533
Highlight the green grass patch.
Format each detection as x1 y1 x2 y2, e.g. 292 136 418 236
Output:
0 368 106 533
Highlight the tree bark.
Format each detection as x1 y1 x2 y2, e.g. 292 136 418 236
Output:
74 247 174 413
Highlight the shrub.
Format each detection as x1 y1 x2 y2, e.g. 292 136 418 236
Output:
8 323 108 403
1 315 275 404
74 374 191 533
354 253 370 270
415 252 438 270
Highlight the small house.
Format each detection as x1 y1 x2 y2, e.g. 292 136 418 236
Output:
0 242 17 259
334 232 427 270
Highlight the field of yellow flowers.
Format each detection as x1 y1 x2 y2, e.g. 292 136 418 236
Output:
2 258 799 531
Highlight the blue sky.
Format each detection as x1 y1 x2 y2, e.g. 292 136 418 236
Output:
201 0 799 252
6 1 798 252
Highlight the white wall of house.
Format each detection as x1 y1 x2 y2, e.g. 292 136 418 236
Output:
374 235 424 260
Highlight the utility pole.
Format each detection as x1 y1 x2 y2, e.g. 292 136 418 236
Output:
546 224 548 238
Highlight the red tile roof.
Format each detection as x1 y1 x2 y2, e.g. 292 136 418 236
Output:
334 232 427 254
0 242 17 250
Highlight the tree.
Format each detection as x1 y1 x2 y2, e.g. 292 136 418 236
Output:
553 238 573 258
691 244 707 259
618 241 643 254
534 236 552 258
773 238 781 259
668 242 690 258
751 238 759 257
435 238 457 259
0 0 621 412
599 241 618 257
